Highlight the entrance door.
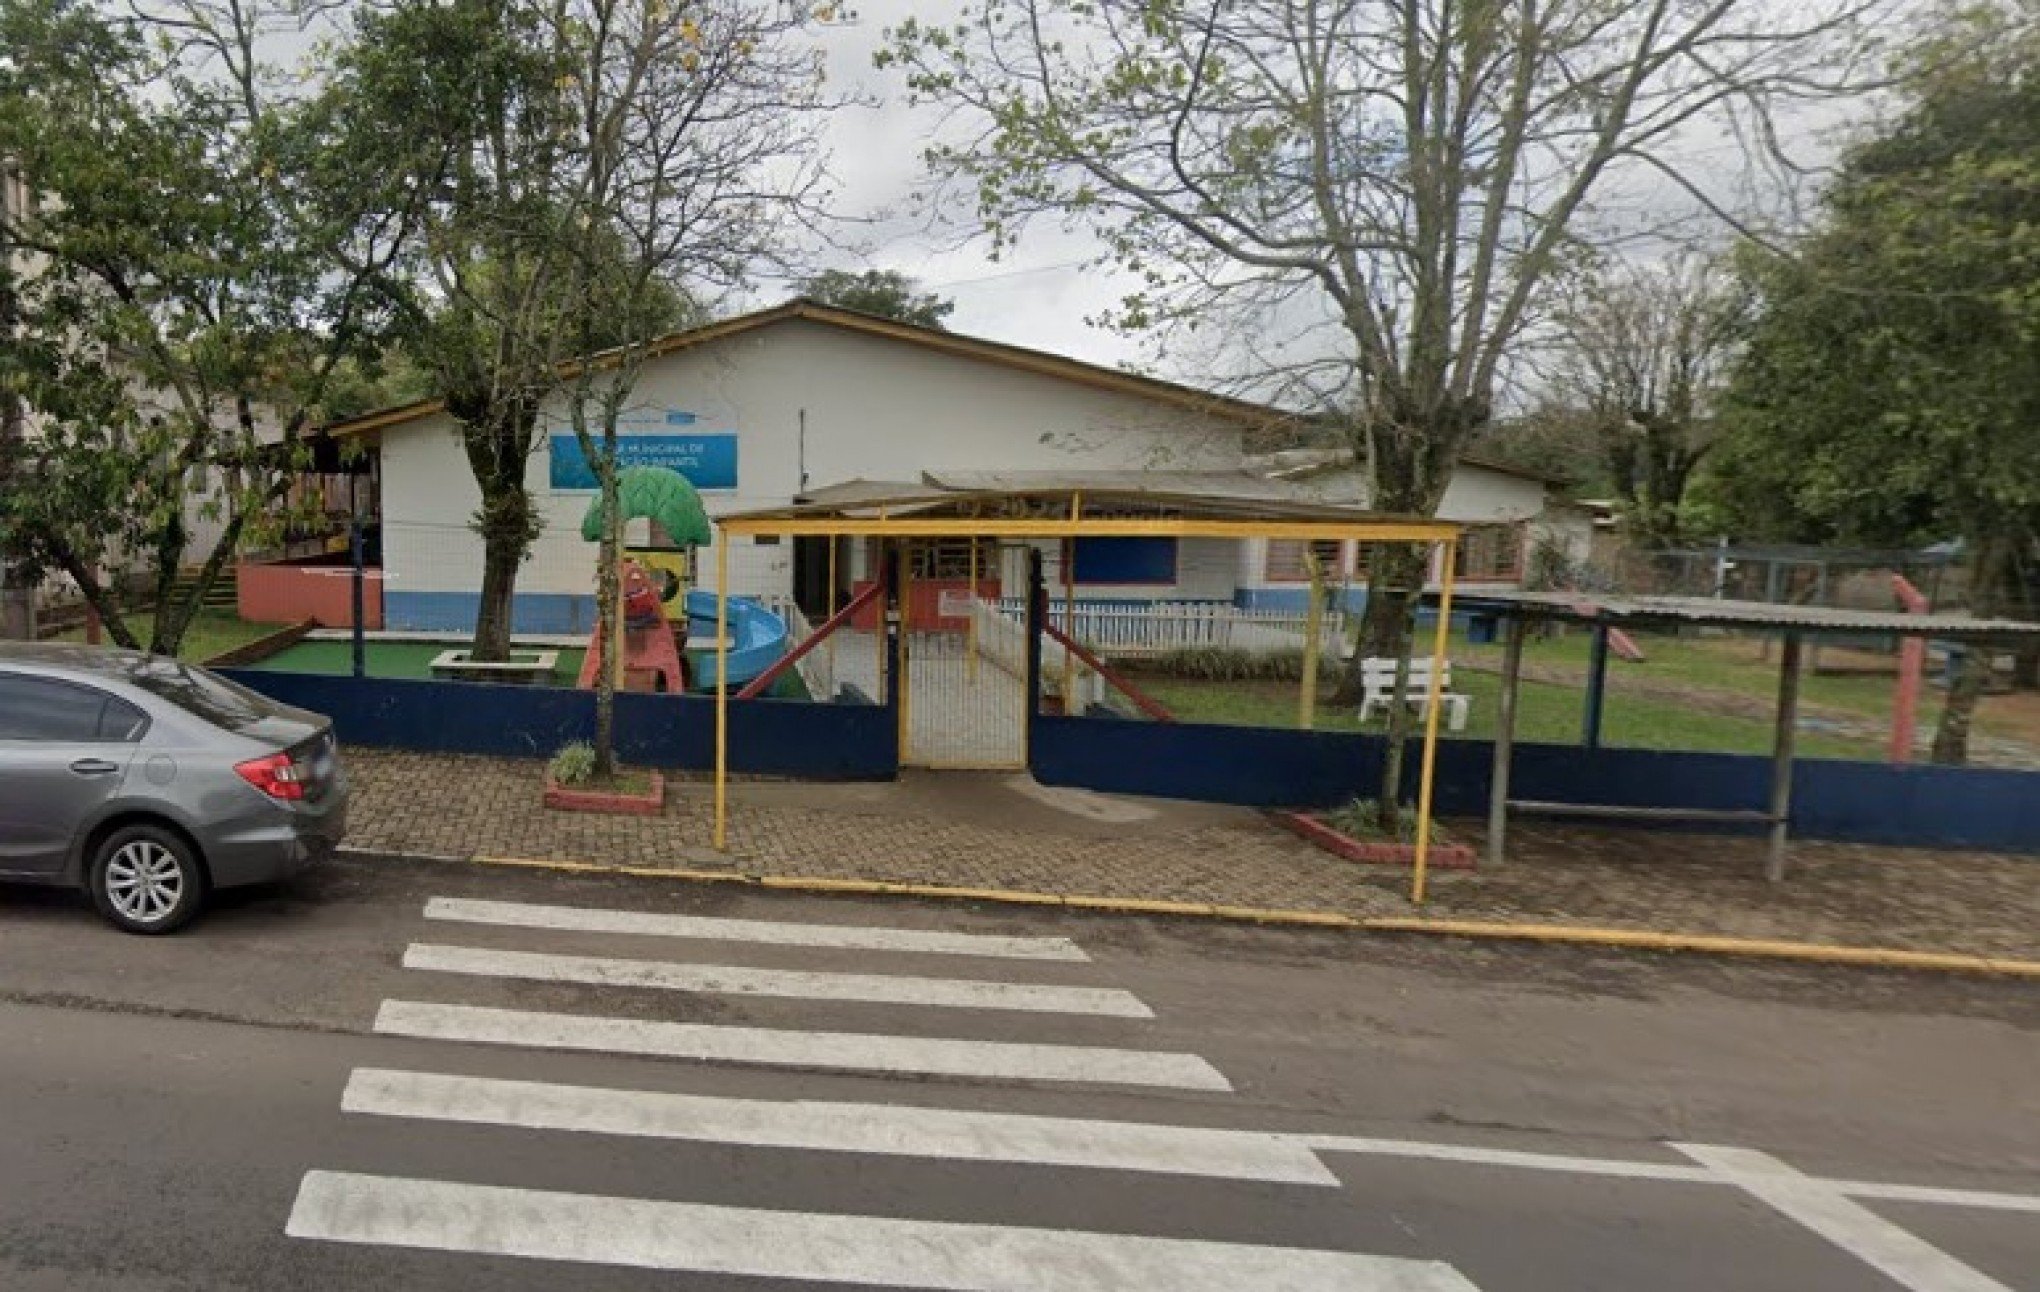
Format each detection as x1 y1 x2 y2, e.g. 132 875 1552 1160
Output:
896 539 1027 770
791 537 845 621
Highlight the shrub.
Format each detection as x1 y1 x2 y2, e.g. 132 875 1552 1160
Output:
1321 797 1451 845
548 741 597 786
1138 646 1341 682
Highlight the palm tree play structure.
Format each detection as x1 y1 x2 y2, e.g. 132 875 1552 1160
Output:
574 466 789 693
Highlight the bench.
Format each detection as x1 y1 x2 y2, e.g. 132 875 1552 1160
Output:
1358 656 1470 732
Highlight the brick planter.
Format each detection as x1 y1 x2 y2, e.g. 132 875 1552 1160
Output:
1274 810 1478 870
544 771 666 816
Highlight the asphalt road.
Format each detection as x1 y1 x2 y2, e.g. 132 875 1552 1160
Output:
1 851 2035 1291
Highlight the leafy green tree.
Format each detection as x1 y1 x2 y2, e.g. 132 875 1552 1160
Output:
1712 6 2040 761
0 0 423 654
1549 253 1748 554
800 269 954 329
882 0 1895 824
353 0 832 774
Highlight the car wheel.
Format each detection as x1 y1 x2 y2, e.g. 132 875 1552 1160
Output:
90 825 205 935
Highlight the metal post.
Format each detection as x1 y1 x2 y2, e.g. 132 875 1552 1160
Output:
1582 624 1610 748
967 537 980 683
1766 633 1802 883
713 538 729 850
1299 549 1324 729
1487 613 1524 869
1024 548 1045 764
1060 538 1075 712
349 515 366 679
874 541 887 706
1890 574 1928 765
1412 538 1458 905
826 536 838 683
896 542 912 762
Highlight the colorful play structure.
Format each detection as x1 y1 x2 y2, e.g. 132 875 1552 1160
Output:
575 465 789 694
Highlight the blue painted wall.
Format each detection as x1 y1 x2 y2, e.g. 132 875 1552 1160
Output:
1029 716 2040 853
220 670 896 779
385 590 600 636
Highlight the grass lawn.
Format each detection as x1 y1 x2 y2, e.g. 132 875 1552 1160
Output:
55 607 278 662
1129 664 1880 759
1454 626 2040 752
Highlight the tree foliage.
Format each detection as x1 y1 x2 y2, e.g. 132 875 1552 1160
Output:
881 0 1896 820
0 0 421 653
1711 4 2040 759
800 268 955 329
1548 252 1748 551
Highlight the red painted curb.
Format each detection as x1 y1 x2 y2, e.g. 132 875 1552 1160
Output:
1274 810 1478 870
544 771 666 817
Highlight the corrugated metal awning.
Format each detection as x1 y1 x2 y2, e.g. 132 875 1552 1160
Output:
1450 590 2040 640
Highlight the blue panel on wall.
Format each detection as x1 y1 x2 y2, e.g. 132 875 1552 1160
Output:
1028 716 2040 854
219 671 896 780
548 432 738 491
1072 537 1177 584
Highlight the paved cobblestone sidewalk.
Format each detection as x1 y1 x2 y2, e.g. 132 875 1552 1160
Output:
340 747 2040 959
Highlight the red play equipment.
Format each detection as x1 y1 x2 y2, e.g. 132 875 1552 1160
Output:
577 559 690 693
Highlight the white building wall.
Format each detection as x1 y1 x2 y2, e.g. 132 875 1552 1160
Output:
1237 463 1551 597
376 317 1242 629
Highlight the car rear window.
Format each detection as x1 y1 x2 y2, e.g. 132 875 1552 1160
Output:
0 673 144 741
123 659 277 731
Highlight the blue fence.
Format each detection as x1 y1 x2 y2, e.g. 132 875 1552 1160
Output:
220 670 896 780
1029 715 2040 853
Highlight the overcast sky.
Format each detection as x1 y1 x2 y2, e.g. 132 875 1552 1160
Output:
769 0 1872 399
775 0 1158 371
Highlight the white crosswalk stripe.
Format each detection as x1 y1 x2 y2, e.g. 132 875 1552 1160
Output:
401 942 1154 1016
342 1068 1339 1184
424 896 1091 960
374 999 1235 1090
287 1171 1482 1291
281 896 1497 1288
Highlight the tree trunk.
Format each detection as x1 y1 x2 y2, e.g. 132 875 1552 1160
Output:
1330 405 1475 834
1930 533 2010 765
590 430 622 782
473 534 523 662
460 402 542 664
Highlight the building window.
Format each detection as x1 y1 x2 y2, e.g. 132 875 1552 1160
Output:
1265 539 1348 583
907 538 999 581
1455 523 1524 581
1071 537 1177 585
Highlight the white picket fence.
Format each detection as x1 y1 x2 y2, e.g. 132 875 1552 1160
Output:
969 598 1107 710
760 595 836 701
986 597 1348 659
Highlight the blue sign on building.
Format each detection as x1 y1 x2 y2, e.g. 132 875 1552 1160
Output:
548 430 738 490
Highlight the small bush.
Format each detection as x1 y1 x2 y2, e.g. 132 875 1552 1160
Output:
549 741 597 786
1321 797 1451 845
1139 646 1341 682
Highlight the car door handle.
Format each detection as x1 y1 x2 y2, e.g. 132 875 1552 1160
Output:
69 758 120 776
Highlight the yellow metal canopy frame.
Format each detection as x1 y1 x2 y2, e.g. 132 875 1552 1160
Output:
711 496 1463 903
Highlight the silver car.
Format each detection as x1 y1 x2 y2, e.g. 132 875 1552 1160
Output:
0 642 347 933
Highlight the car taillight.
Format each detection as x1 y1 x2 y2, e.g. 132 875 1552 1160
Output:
235 752 305 801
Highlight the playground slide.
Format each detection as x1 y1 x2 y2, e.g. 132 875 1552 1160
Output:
681 590 790 691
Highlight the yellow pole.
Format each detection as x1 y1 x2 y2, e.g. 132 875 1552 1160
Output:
1061 537 1075 710
713 536 729 850
1299 548 1324 729
967 537 980 683
875 541 887 705
826 536 838 680
1412 537 1458 905
898 540 913 760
